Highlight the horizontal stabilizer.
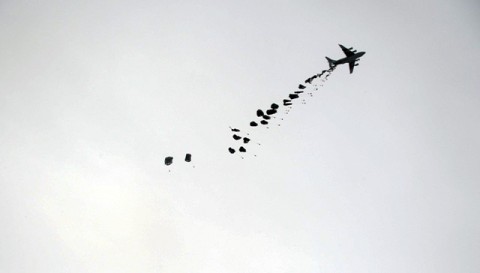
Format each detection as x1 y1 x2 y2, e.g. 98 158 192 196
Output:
326 57 336 68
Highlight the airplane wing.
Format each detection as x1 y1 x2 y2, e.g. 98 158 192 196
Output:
339 44 355 57
349 61 355 73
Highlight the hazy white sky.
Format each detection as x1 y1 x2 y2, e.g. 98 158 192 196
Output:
1 0 479 272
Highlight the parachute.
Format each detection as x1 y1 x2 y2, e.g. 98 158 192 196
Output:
266 109 277 115
289 94 299 99
165 156 173 166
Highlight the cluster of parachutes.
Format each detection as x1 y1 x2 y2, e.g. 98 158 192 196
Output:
228 65 337 157
164 153 193 171
164 64 337 168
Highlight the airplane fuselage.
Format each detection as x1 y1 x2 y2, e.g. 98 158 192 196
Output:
333 51 365 65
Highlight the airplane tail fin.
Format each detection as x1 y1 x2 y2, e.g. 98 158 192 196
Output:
325 57 336 68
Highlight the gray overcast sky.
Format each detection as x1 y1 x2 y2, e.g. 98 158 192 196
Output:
1 0 479 272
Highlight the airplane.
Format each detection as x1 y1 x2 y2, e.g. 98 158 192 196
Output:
326 44 365 74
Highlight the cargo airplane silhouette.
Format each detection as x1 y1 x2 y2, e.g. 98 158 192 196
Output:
326 44 365 74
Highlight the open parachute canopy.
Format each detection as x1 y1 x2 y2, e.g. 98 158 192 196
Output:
225 51 342 158
289 94 299 99
266 109 277 115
